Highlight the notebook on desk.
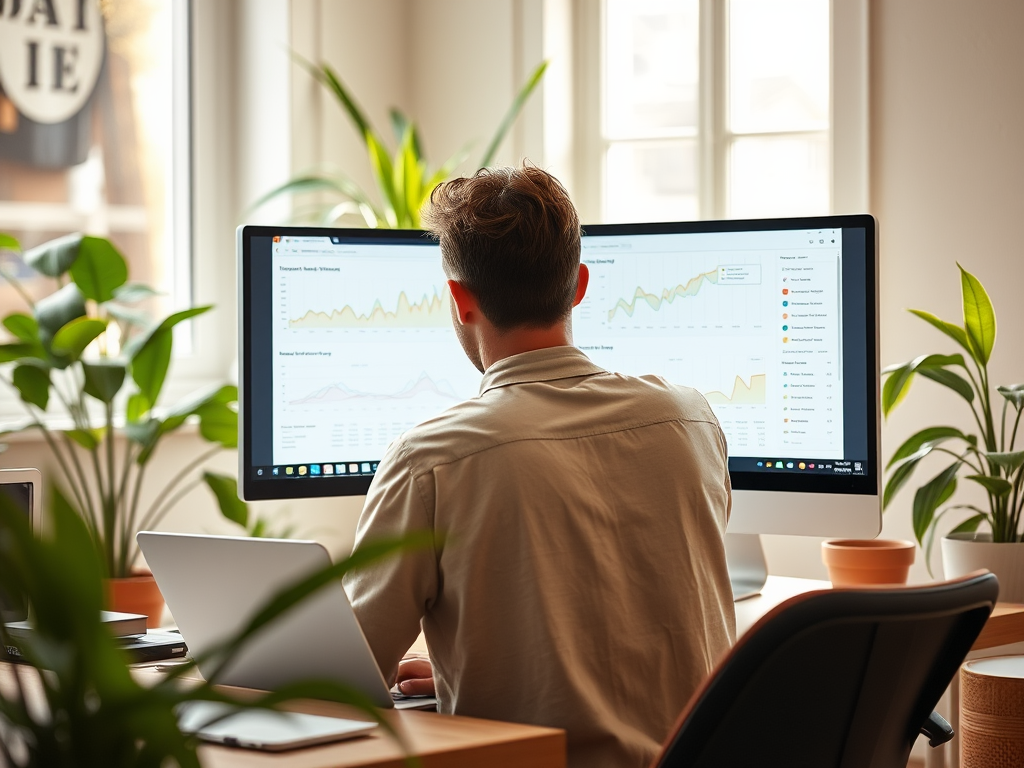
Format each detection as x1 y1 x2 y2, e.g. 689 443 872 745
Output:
136 532 435 711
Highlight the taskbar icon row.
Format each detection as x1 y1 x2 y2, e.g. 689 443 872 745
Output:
754 458 866 475
254 461 379 479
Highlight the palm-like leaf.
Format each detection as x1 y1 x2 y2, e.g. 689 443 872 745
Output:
251 54 547 228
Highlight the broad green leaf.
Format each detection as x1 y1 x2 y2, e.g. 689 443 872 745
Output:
166 383 237 419
195 400 238 448
126 392 150 422
203 472 248 528
82 360 126 403
131 328 172 406
389 107 423 158
883 446 935 509
965 474 1013 497
399 127 424 228
959 263 996 365
0 342 44 363
65 428 103 450
125 418 160 448
366 133 399 227
128 306 211 405
124 305 211 360
948 513 987 535
912 461 961 545
917 366 975 404
12 363 50 410
887 426 972 468
51 317 107 359
882 363 915 417
34 282 86 341
111 281 160 303
3 313 39 343
69 236 128 303
297 56 372 137
0 233 19 251
246 173 377 216
479 60 549 168
23 232 81 277
984 450 1024 475
998 384 1024 412
907 309 971 354
881 353 965 416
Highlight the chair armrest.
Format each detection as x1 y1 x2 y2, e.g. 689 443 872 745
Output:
920 710 953 747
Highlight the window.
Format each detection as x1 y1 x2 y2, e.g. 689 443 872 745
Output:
0 0 191 339
596 0 836 223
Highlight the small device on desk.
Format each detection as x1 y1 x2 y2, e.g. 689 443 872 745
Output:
237 216 881 599
177 701 377 751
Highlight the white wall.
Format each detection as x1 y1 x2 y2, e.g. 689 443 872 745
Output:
765 0 1024 581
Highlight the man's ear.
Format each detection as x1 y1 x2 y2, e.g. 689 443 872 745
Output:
447 280 479 325
572 263 590 307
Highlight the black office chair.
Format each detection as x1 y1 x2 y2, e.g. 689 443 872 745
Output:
652 571 999 768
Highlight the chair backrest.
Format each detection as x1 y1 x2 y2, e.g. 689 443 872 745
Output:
653 572 999 768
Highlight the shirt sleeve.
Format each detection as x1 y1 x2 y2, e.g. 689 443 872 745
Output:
342 439 439 686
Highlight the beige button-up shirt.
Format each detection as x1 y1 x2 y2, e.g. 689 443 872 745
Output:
345 346 736 768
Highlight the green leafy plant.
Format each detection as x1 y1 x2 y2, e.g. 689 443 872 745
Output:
0 233 240 578
882 264 1024 569
0 486 431 767
250 56 548 228
203 471 295 538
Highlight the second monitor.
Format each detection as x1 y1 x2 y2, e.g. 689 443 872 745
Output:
238 215 879 539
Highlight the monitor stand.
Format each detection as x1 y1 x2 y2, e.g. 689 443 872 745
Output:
726 533 768 601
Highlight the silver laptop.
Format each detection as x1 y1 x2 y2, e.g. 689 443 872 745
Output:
137 532 426 710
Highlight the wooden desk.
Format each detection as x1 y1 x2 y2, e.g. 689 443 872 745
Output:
0 663 564 768
197 702 564 768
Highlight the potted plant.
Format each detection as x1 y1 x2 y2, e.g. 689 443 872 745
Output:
0 233 239 625
249 56 548 227
0 486 430 767
882 264 1024 599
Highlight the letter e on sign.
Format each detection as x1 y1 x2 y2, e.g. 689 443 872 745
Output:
0 0 105 124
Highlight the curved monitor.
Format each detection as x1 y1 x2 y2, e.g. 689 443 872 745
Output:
237 216 879 538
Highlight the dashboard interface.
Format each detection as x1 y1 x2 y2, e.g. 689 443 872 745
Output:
240 217 876 500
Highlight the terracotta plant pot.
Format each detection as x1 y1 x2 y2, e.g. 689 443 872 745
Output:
104 573 165 628
942 532 1024 603
821 539 915 586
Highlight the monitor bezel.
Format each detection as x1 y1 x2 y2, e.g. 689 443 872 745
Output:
238 215 879 511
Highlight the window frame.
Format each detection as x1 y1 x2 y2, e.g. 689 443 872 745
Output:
570 0 868 224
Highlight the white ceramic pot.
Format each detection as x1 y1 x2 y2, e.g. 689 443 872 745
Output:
941 532 1024 603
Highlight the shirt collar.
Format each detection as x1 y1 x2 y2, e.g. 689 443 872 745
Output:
479 346 606 396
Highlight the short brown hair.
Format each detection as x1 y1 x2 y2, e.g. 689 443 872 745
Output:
423 164 581 330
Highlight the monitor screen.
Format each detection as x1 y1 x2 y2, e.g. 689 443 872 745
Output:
0 475 36 622
238 216 878 521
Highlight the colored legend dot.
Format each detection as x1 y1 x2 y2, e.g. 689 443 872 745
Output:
782 313 788 319
782 300 789 307
783 337 789 343
782 325 788 331
782 288 789 295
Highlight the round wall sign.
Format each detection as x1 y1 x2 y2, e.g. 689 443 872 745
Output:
0 0 105 125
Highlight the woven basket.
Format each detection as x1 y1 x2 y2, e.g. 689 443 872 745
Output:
961 656 1024 768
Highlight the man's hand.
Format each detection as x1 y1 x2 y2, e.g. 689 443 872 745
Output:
395 657 435 696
